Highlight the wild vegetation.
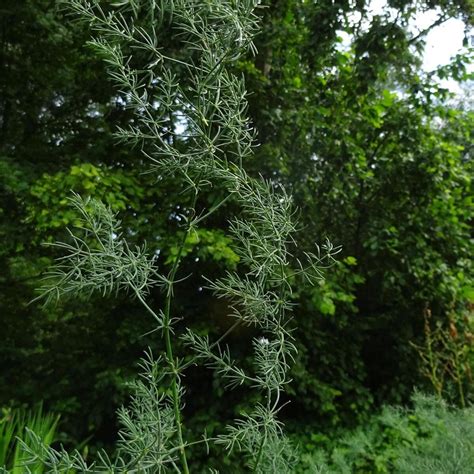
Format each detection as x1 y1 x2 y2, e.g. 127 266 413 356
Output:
0 0 472 472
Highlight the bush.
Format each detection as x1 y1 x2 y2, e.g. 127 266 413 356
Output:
296 393 474 473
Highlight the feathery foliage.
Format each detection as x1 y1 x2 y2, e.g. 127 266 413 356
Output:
37 193 160 305
24 0 338 472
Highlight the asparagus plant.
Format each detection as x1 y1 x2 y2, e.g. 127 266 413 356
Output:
24 1 339 472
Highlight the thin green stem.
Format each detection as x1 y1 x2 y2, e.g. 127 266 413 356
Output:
452 345 466 408
253 433 266 473
162 191 199 474
168 436 219 455
424 315 443 399
179 318 243 372
192 193 233 226
135 291 160 321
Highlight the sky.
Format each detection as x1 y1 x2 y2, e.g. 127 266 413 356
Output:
370 0 472 93
420 16 466 71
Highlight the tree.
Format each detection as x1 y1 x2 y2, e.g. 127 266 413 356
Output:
241 0 474 424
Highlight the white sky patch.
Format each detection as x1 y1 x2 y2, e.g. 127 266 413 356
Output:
339 0 472 94
418 16 466 71
420 17 472 95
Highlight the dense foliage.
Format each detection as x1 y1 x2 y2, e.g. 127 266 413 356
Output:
296 393 474 473
0 0 473 470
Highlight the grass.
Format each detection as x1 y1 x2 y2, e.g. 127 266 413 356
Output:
0 404 59 473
